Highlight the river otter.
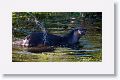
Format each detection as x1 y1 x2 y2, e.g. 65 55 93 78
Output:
27 27 86 49
13 27 86 52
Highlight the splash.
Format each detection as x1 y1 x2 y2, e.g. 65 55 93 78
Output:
27 12 47 45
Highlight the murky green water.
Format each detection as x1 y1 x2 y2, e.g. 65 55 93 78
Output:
12 12 102 62
12 27 102 62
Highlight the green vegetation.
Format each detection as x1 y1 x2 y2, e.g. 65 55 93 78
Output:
12 12 102 62
12 47 102 62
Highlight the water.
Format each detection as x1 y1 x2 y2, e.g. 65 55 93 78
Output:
12 27 102 62
64 49 101 52
12 12 102 62
27 12 47 45
12 38 102 62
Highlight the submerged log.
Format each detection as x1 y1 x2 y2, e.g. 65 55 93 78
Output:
27 44 55 53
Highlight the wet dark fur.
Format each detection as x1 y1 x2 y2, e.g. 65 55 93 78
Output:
28 27 86 49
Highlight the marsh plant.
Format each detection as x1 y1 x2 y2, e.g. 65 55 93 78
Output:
12 12 102 62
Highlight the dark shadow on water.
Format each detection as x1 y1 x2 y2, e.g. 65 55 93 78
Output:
66 53 93 57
